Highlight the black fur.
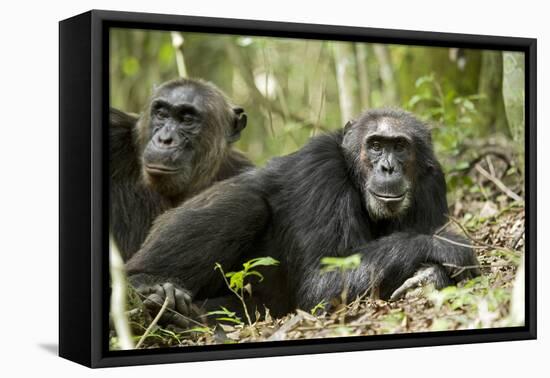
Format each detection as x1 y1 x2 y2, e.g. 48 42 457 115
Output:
110 79 254 261
126 108 480 318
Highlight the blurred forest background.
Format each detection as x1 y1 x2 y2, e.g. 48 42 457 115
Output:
110 29 525 179
109 29 526 348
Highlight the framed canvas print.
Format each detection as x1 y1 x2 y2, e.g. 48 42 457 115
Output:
59 10 536 368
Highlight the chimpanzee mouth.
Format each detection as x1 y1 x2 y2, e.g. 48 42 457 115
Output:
145 164 182 175
369 190 406 203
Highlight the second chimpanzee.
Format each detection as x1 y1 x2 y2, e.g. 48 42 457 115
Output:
110 79 253 261
126 108 480 326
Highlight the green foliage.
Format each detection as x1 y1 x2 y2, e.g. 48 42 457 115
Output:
218 257 280 292
207 307 242 325
214 257 280 326
406 74 484 193
407 74 483 157
427 275 512 329
310 300 327 315
320 254 361 273
121 56 140 77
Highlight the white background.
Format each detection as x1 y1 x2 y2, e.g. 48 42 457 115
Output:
0 0 546 376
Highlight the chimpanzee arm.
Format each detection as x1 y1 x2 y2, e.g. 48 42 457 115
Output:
295 231 479 311
109 108 167 260
125 175 270 322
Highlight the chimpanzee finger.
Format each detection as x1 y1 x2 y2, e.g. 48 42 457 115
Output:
174 288 192 316
389 265 440 301
166 312 190 329
161 283 177 310
143 293 165 313
135 284 155 296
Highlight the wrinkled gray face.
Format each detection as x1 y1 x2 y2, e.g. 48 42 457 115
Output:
361 118 415 220
140 82 248 198
142 85 206 181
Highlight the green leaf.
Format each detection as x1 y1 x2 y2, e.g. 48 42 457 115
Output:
243 257 280 271
320 254 362 273
181 327 213 334
462 99 475 111
455 161 470 170
310 300 327 315
215 317 243 324
244 270 264 282
227 271 244 290
207 306 236 317
407 95 423 108
415 74 434 88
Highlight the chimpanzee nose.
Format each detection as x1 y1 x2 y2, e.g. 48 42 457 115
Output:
158 134 173 146
381 160 395 175
155 130 177 148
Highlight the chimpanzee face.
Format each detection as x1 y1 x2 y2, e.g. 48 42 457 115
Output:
138 81 247 198
143 86 204 177
343 112 419 220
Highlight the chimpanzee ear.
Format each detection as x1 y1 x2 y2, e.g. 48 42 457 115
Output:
344 119 355 132
228 107 248 143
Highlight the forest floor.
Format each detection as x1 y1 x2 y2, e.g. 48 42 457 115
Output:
113 155 526 349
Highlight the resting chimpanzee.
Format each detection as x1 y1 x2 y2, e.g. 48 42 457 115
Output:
110 79 253 261
125 108 480 325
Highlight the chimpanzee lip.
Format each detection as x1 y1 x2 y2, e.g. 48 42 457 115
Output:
145 164 182 175
369 190 406 202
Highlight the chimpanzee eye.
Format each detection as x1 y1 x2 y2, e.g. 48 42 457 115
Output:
370 141 382 152
395 141 406 152
182 114 194 124
155 110 168 119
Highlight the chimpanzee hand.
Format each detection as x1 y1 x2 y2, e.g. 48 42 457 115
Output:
135 282 196 328
389 264 453 301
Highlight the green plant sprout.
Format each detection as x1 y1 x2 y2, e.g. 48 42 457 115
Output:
214 257 280 326
310 300 327 316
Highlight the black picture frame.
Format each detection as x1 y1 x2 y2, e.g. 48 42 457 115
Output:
59 9 537 368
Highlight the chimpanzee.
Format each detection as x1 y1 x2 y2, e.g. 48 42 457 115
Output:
125 108 480 326
110 79 253 261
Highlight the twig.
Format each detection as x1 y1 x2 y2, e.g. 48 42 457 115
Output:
136 296 169 349
109 239 135 350
261 46 275 136
475 164 523 202
433 234 487 249
447 216 522 256
170 32 188 78
442 262 514 278
448 216 494 248
267 313 304 341
442 262 514 270
296 322 373 332
486 155 496 178
435 220 451 235
134 291 206 328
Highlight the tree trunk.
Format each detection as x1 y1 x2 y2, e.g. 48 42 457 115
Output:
355 43 370 111
478 51 508 134
502 52 525 176
332 42 359 125
373 44 399 106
